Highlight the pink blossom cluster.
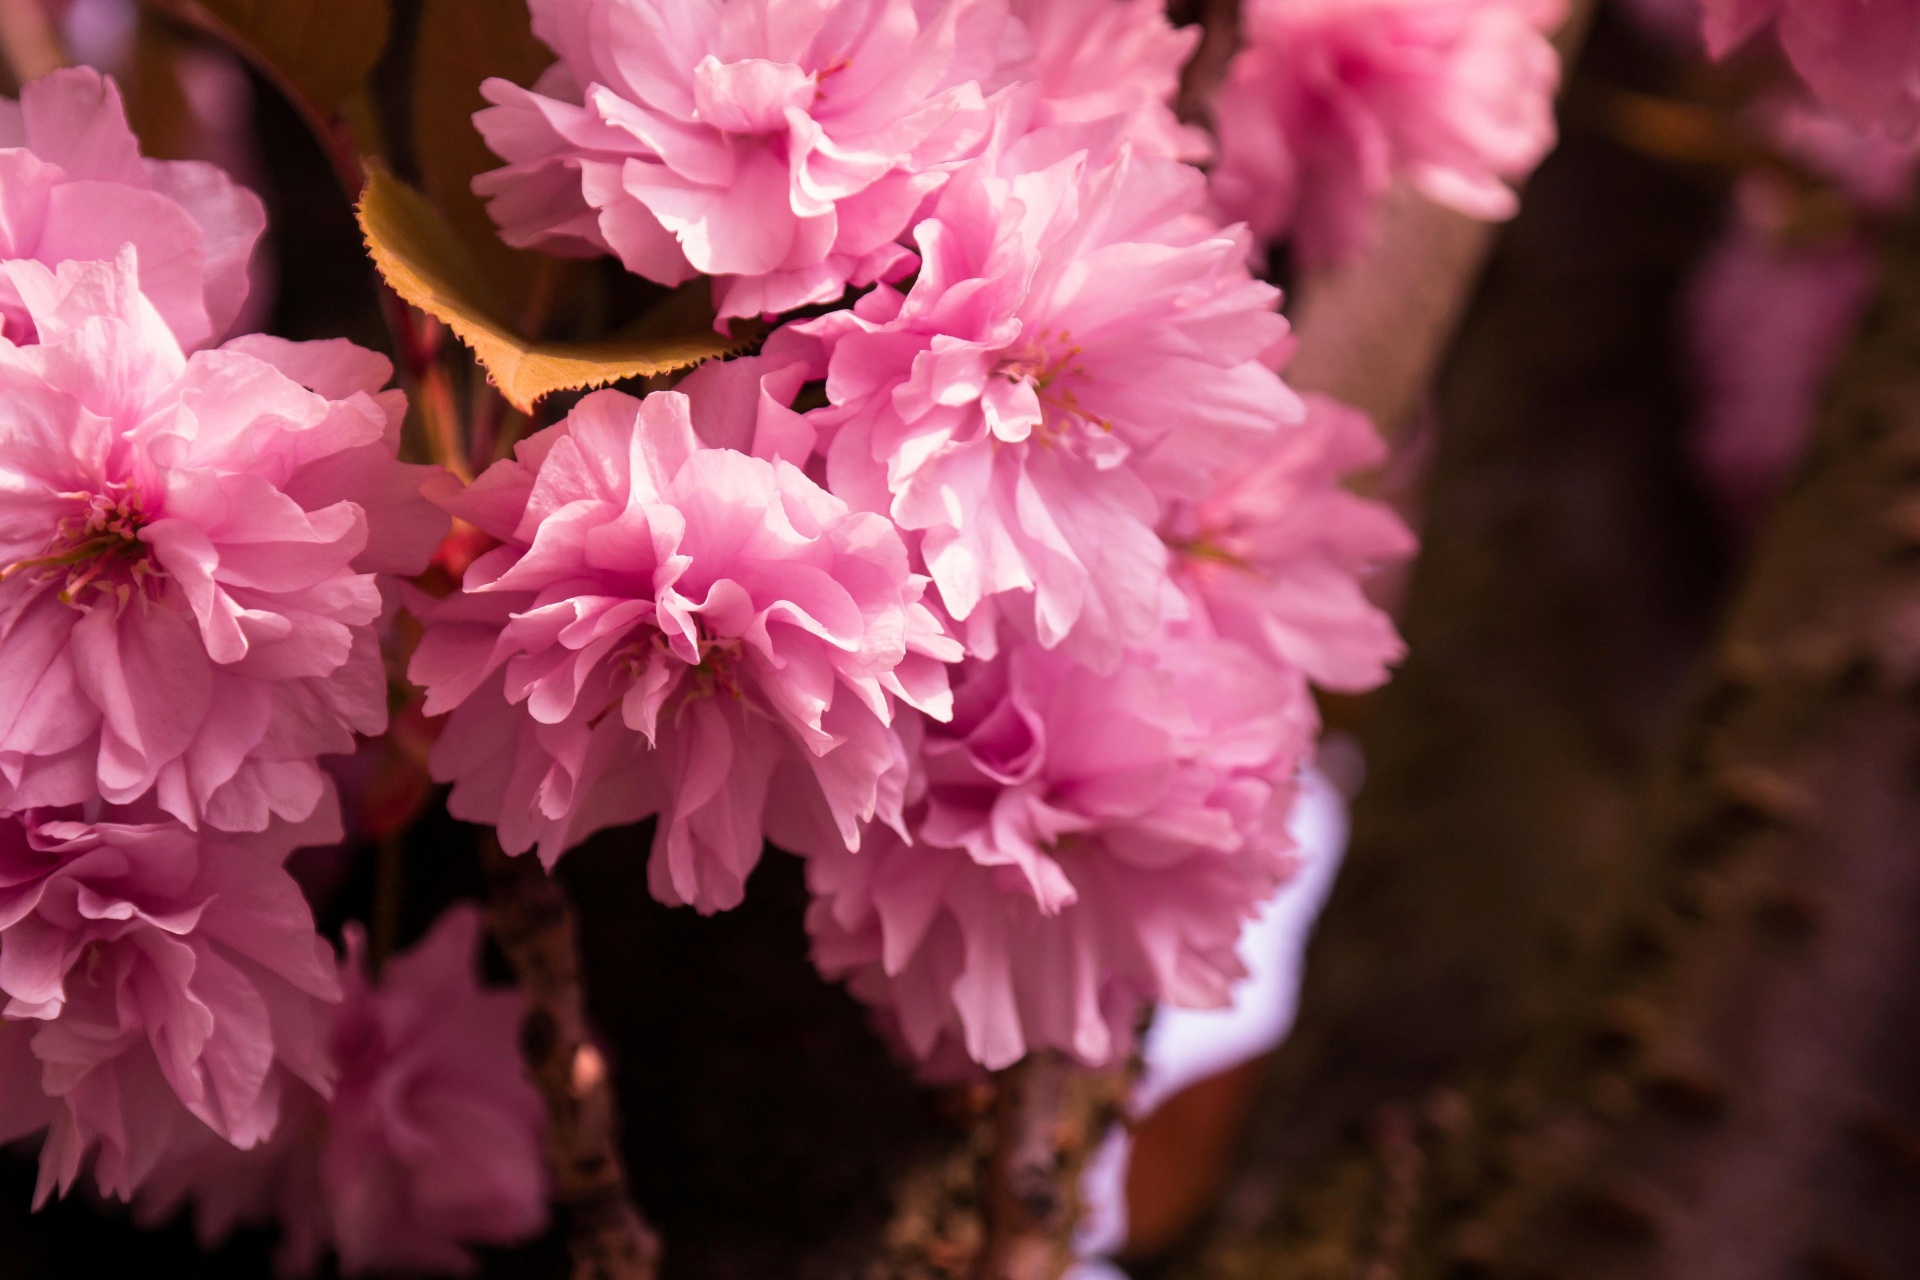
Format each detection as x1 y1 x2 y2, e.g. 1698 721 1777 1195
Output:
1702 0 1920 140
0 67 263 351
0 803 341 1206
409 386 959 910
0 66 543 1274
472 0 1215 323
5 6 1437 1250
136 905 548 1277
443 0 1419 1074
1209 0 1565 268
0 72 450 836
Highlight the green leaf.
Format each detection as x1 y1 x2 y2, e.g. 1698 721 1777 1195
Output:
145 0 390 120
412 0 555 316
358 166 750 413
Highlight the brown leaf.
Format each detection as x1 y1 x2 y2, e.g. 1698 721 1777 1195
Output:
145 0 389 120
412 0 555 317
358 166 749 413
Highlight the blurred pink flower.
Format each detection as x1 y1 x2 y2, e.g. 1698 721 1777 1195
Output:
1684 102 1913 531
0 803 342 1206
1165 392 1413 692
1687 221 1876 531
0 251 451 832
321 907 547 1275
1759 96 1920 210
0 67 264 350
472 0 1025 325
782 134 1297 669
1013 0 1210 160
1703 0 1920 140
134 1079 332 1278
1209 0 1563 268
136 905 548 1277
409 387 957 912
807 629 1313 1070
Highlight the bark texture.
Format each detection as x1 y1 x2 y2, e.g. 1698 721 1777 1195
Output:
1159 21 1920 1280
862 1055 1129 1280
483 834 662 1280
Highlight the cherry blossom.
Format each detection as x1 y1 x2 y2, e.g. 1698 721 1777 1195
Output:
1209 0 1563 267
1703 0 1920 140
1164 392 1413 692
136 905 547 1277
408 387 957 912
807 628 1314 1070
0 251 451 832
1013 0 1210 160
1688 229 1874 530
472 0 1026 325
1686 103 1916 530
0 66 264 350
780 130 1297 669
0 801 342 1206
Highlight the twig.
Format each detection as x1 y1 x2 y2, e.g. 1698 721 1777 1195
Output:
0 0 64 91
479 832 661 1280
367 833 406 980
976 1053 1073 1280
971 1053 1130 1280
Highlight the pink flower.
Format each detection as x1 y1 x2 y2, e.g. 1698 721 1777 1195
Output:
1687 220 1876 531
0 802 342 1206
1760 96 1920 210
134 1082 332 1278
1703 0 1920 140
1165 392 1413 692
321 906 548 1275
0 67 265 350
136 905 548 1277
408 387 957 912
806 629 1314 1070
472 0 1025 325
1209 0 1563 267
782 134 1297 669
1012 0 1211 161
0 250 452 832
1682 97 1913 533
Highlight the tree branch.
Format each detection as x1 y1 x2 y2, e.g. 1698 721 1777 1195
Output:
976 1053 1073 1280
867 1055 1127 1280
0 0 63 92
480 833 662 1280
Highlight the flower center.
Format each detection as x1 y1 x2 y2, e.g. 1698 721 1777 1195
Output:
1 484 164 606
1164 533 1255 572
813 56 852 98
682 634 743 701
605 629 747 731
992 331 1112 443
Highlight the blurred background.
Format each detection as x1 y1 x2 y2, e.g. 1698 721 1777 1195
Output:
4 0 1918 1276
